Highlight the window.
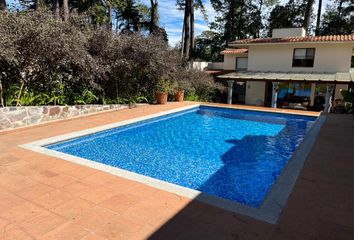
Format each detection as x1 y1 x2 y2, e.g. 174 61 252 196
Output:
236 57 248 70
292 48 315 67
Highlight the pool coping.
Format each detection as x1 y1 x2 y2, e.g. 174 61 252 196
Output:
20 104 325 224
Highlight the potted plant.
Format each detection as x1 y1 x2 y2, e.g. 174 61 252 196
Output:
173 80 190 102
174 89 184 102
124 96 148 109
155 79 171 104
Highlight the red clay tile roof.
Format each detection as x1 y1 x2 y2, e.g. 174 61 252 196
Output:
205 70 223 74
220 48 248 54
206 70 235 76
230 35 354 45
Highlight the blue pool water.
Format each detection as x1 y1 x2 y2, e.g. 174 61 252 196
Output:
47 106 316 208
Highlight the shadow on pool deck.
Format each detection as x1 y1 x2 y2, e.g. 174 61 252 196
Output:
0 104 353 240
148 198 275 240
148 114 354 239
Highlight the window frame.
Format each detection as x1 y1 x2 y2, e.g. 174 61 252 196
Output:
292 48 316 68
235 57 248 70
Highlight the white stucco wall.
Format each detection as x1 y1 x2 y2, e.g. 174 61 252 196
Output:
190 61 209 70
247 43 353 73
272 28 306 38
209 62 224 69
190 61 224 70
223 53 248 70
245 81 266 106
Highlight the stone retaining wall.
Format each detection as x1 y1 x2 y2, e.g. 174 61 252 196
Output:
0 104 129 131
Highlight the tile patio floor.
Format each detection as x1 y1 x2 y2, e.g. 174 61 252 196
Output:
0 102 353 239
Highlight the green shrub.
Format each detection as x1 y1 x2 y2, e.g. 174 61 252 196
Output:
169 69 224 102
0 11 223 106
341 90 354 114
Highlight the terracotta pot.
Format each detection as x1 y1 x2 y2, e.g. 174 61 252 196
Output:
174 90 184 102
155 92 168 104
128 103 136 109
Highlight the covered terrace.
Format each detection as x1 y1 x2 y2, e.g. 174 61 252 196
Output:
218 71 354 112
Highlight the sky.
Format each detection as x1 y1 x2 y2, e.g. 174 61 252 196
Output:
141 0 330 46
7 0 330 46
140 0 216 46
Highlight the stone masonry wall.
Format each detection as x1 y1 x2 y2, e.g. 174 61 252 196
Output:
0 105 128 131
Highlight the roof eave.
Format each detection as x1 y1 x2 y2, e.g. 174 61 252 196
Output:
220 52 248 55
229 41 354 47
217 71 353 83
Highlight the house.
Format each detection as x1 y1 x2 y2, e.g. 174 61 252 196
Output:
217 28 354 112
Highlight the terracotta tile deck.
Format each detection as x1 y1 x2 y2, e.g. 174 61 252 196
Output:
0 102 353 239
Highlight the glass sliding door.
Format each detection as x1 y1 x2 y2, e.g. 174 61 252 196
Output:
277 82 312 110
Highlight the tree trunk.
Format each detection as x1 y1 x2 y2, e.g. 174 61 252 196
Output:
34 0 42 10
303 0 314 33
224 0 236 44
337 0 344 18
16 80 25 107
258 0 263 16
0 77 4 107
115 79 119 102
315 0 322 36
189 0 194 59
115 18 119 32
257 0 264 38
150 0 154 33
183 0 190 60
108 1 112 30
180 20 185 58
63 0 69 22
149 0 158 33
0 0 7 11
53 0 60 18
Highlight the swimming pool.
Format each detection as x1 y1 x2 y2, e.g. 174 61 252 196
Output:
45 106 316 208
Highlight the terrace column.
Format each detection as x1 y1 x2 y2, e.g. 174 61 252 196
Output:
310 83 316 106
324 84 335 113
271 82 279 108
227 80 234 104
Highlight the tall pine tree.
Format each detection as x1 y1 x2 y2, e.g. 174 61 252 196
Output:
267 0 307 36
320 0 353 35
211 0 273 43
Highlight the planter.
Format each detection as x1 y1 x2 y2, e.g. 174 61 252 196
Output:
128 103 136 109
155 92 168 104
174 90 184 102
